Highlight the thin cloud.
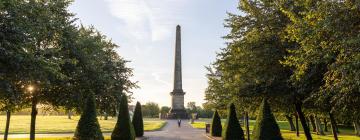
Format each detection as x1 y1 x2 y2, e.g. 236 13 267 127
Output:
104 0 188 42
151 72 172 87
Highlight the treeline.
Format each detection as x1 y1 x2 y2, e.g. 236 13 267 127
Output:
204 0 360 139
140 102 213 118
0 0 136 139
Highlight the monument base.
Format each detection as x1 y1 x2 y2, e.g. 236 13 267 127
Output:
168 108 188 119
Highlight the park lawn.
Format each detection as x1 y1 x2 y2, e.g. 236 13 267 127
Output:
0 115 165 134
191 119 360 140
282 132 360 140
1 137 111 140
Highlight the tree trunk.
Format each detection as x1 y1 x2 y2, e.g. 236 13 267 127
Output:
315 116 325 135
104 111 108 120
285 114 296 131
4 111 11 140
295 102 312 140
30 98 38 140
354 120 360 137
329 112 338 140
67 110 72 119
309 115 317 132
245 112 250 140
324 118 328 132
295 113 300 137
306 117 310 128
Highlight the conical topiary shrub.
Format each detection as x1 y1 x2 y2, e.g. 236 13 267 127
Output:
222 103 245 140
211 110 222 137
74 95 104 140
111 95 135 140
252 98 283 140
132 101 144 137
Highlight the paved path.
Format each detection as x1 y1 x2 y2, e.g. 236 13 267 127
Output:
0 120 207 140
143 120 207 140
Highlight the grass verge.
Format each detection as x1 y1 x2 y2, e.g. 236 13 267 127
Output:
190 120 360 140
0 115 164 134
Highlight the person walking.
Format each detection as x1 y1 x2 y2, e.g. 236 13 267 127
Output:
178 119 181 127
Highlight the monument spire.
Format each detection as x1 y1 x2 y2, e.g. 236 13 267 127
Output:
173 25 182 92
168 25 187 119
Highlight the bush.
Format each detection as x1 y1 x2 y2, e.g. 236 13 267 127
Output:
132 102 144 137
252 98 283 140
222 103 245 140
211 110 222 137
111 95 135 140
73 95 104 140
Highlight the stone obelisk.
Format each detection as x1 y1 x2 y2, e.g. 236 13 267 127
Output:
169 25 187 119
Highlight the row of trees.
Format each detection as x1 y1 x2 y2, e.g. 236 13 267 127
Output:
0 0 136 139
141 102 212 118
205 0 360 140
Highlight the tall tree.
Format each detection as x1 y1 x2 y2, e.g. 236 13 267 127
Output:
222 103 244 140
187 101 198 114
111 95 135 140
211 110 222 137
1 1 74 139
206 0 313 139
142 102 160 118
73 94 104 140
160 106 170 114
252 99 283 140
132 102 144 137
281 0 360 138
54 26 136 116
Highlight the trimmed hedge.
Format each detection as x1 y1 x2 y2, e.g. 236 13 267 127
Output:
111 95 135 140
73 95 104 140
252 98 283 140
211 110 222 137
222 103 245 140
132 101 144 137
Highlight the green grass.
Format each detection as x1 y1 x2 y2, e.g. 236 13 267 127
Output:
1 137 111 140
192 119 360 140
0 115 165 134
2 135 360 140
282 132 360 140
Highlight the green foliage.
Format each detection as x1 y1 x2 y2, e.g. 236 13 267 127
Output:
252 99 283 140
186 102 197 114
197 107 213 118
111 95 135 140
160 106 170 114
73 95 104 140
211 110 222 137
0 0 73 112
281 0 360 122
142 102 160 118
222 103 244 140
204 0 294 116
1 0 136 137
57 26 137 115
132 102 144 137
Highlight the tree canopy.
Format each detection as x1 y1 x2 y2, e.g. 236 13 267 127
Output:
0 0 136 139
205 0 360 139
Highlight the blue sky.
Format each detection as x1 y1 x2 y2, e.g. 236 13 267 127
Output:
69 0 239 107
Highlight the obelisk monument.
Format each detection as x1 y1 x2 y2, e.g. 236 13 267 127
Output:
168 25 187 119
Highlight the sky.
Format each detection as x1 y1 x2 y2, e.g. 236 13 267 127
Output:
69 0 239 107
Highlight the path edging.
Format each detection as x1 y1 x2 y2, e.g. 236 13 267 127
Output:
203 134 216 140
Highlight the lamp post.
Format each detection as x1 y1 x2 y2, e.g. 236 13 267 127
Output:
27 85 37 140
